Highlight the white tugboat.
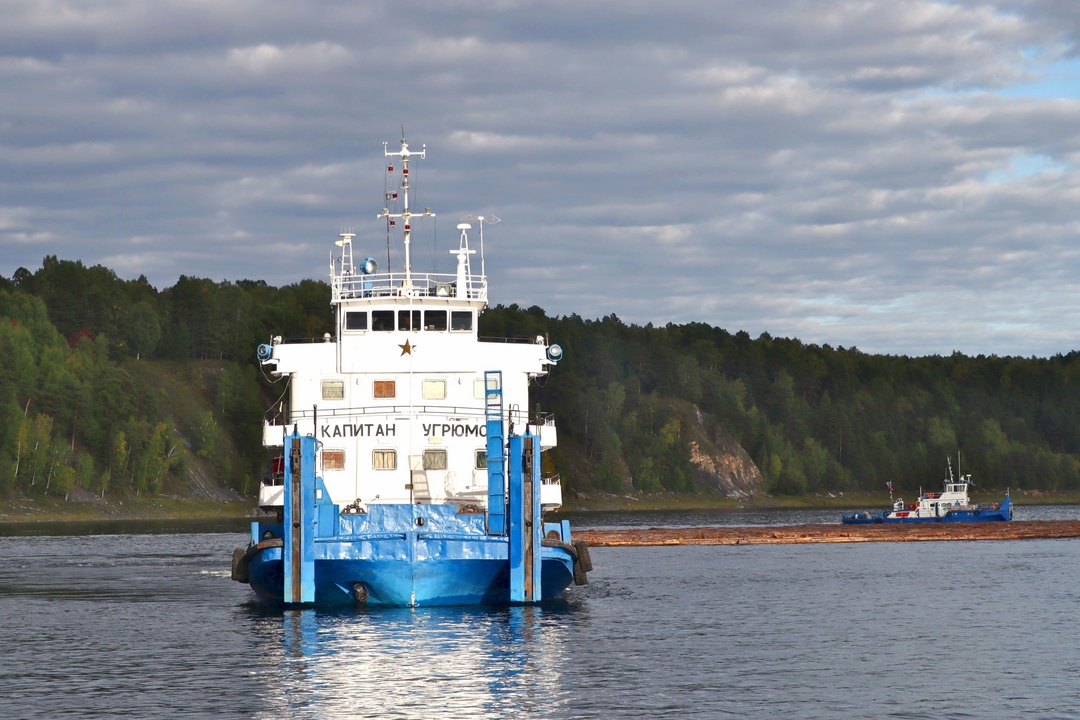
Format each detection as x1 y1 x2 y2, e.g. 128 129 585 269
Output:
842 456 1012 524
231 136 589 606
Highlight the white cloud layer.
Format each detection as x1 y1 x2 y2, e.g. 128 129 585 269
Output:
3 0 1080 356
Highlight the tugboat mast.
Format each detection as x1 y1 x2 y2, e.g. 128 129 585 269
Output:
379 137 435 292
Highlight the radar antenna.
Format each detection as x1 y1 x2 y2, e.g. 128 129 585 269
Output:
460 213 499 279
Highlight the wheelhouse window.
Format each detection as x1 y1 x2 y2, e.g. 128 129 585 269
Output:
473 378 486 399
475 449 487 469
451 311 473 331
373 449 397 470
423 448 448 470
422 379 446 400
323 450 345 471
321 380 345 400
345 311 368 331
373 380 396 399
398 309 421 331
372 310 395 331
424 310 447 331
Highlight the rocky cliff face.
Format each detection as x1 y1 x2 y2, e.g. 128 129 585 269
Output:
688 430 764 498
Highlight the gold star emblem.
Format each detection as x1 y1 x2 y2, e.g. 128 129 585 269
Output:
399 339 416 356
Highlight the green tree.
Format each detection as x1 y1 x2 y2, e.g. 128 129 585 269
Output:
122 301 162 359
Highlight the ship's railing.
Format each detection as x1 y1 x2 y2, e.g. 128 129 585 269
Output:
332 270 487 303
267 333 542 346
265 404 540 425
268 336 332 345
533 412 556 427
267 405 486 423
479 335 555 345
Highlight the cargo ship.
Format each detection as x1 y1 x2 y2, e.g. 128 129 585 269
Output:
231 136 589 606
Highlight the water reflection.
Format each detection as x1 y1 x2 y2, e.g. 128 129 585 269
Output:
247 603 576 719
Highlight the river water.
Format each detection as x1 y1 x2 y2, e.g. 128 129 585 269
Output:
1 510 1079 719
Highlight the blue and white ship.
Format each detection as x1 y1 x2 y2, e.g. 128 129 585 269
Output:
231 136 590 606
842 458 1012 524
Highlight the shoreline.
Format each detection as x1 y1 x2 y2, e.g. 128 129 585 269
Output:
0 489 1075 524
0 497 256 524
3 499 1079 545
558 488 1072 512
576 520 1080 546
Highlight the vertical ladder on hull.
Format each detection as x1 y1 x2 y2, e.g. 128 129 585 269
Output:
485 371 506 535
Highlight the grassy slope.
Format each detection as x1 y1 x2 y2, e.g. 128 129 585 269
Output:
0 496 254 522
121 358 255 496
0 359 256 522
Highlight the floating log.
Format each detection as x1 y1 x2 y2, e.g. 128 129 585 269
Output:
575 520 1080 547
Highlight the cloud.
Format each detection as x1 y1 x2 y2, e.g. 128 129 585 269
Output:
226 42 352 76
4 0 1080 356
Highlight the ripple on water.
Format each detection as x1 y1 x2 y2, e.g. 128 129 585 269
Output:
2 526 1080 718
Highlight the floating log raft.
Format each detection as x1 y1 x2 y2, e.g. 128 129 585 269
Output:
576 520 1080 547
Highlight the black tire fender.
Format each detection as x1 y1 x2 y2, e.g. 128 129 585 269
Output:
231 547 250 583
573 540 592 573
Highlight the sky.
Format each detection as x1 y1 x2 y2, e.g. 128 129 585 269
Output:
5 0 1080 357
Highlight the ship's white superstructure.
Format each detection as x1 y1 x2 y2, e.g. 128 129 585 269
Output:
257 138 562 514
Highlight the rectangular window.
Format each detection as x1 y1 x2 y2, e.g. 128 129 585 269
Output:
475 449 487 469
345 311 367 330
321 380 345 400
423 448 447 470
424 310 447 331
323 449 345 471
373 449 397 470
372 310 395 331
398 309 421 331
373 380 396 399
451 311 473 331
474 378 486 399
422 379 446 400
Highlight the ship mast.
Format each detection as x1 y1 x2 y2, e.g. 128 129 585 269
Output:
379 136 434 291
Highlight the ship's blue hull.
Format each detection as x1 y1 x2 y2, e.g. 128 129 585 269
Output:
246 545 575 607
240 503 579 607
842 496 1012 525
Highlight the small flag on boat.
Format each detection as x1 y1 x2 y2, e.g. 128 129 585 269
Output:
886 481 893 492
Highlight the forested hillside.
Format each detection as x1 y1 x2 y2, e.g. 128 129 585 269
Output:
503 309 1080 497
2 256 1080 504
0 257 329 502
